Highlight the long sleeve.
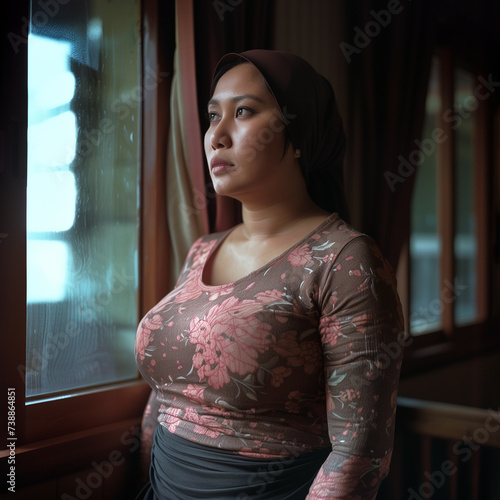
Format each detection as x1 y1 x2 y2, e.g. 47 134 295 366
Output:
307 236 405 499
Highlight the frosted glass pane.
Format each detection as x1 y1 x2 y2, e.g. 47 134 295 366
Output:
410 58 442 334
28 111 77 169
27 240 71 303
26 0 140 397
27 171 77 232
454 69 477 325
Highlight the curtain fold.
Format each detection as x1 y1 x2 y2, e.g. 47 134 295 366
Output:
342 2 438 269
165 0 210 286
193 0 276 233
166 63 206 282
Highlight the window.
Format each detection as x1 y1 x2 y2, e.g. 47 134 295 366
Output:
26 0 141 398
453 68 477 325
409 50 490 338
0 0 158 459
410 57 441 334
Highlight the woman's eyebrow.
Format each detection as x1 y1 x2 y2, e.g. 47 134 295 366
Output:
207 94 265 107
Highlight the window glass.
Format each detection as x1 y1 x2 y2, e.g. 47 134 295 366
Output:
454 68 477 325
26 0 140 397
410 59 442 334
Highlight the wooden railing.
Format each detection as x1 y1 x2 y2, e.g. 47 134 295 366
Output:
378 398 500 500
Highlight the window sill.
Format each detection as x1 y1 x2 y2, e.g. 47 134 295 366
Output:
0 381 151 490
23 381 151 443
1 416 144 491
401 320 500 376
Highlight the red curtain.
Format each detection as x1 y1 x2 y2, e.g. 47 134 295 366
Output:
340 2 438 269
192 0 276 233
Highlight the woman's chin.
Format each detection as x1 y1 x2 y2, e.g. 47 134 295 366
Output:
211 181 241 199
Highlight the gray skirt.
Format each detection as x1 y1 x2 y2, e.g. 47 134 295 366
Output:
136 424 330 499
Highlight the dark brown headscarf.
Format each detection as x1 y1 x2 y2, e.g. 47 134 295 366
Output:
211 49 348 219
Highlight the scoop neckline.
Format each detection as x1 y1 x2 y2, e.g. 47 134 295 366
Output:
199 212 339 290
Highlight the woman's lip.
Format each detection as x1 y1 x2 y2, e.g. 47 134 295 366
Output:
210 160 234 175
211 163 233 175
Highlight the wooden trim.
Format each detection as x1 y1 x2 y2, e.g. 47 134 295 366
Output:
140 0 172 315
397 397 500 447
24 382 151 443
1 0 29 447
437 48 456 335
401 320 500 376
473 84 491 322
0 417 143 490
446 440 459 500
396 239 410 335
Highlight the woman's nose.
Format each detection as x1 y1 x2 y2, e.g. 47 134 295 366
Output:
209 119 232 150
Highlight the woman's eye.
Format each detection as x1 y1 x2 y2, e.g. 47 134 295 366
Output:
208 111 218 122
236 107 251 117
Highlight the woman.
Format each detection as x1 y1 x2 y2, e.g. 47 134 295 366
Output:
136 50 404 499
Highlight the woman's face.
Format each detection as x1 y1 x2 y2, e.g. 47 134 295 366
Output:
204 63 292 202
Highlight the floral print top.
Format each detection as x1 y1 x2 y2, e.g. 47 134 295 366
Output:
136 213 404 499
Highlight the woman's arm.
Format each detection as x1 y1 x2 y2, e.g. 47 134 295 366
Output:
307 236 405 499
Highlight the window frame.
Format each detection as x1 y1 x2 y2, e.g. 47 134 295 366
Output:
0 0 168 488
400 46 498 375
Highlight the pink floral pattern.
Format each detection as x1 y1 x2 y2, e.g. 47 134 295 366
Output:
175 276 203 303
184 406 235 439
135 314 163 361
189 296 274 389
306 453 392 499
182 384 206 403
159 405 182 434
288 243 313 266
136 213 404 499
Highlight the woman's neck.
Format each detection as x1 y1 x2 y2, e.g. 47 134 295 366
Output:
239 198 328 241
